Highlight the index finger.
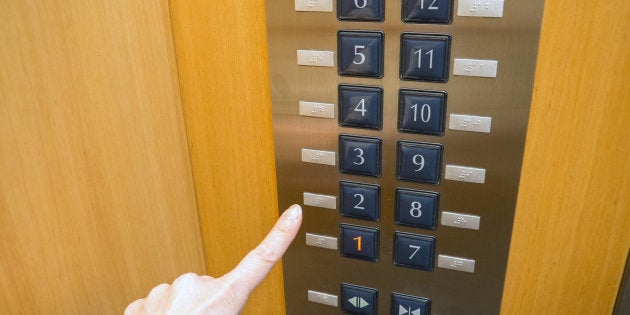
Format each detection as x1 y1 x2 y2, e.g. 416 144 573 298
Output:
222 204 302 296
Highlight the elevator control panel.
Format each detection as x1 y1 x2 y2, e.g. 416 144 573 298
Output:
267 0 544 313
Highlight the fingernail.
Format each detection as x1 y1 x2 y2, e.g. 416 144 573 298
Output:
286 204 302 223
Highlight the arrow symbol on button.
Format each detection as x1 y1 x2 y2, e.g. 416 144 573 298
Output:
399 305 422 315
348 296 369 308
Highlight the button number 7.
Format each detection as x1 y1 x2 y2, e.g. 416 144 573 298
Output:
409 245 421 259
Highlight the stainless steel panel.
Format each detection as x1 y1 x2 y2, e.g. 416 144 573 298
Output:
307 290 339 307
438 255 476 273
441 211 481 230
306 233 338 250
457 0 505 18
267 0 544 313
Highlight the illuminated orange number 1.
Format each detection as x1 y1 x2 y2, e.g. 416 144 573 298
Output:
353 236 362 251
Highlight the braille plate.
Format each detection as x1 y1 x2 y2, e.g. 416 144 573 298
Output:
301 148 336 166
457 0 504 18
449 114 492 133
307 290 338 307
299 101 335 119
438 255 476 273
303 192 337 209
295 0 333 12
297 50 335 67
441 211 481 230
453 58 499 78
444 165 487 184
306 233 338 250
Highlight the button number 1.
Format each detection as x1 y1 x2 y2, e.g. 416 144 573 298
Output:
354 236 362 251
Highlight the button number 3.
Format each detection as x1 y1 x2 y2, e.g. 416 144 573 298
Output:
353 148 365 165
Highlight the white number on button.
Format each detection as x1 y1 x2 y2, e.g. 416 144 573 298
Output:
353 148 365 165
354 0 368 8
353 193 365 210
353 45 366 65
354 98 367 116
420 0 439 10
412 154 425 171
414 49 434 69
411 103 431 123
410 201 423 218
409 244 421 259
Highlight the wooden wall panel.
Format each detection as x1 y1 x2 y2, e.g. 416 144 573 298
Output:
501 1 630 314
168 1 285 314
0 1 206 314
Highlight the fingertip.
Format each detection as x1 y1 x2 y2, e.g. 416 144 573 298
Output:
283 204 302 226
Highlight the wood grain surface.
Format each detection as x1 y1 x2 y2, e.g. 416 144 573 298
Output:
0 1 206 314
168 1 285 314
500 1 630 314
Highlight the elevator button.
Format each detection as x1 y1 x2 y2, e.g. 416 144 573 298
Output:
392 293 431 315
395 188 439 229
338 0 384 21
399 89 447 135
340 181 380 221
341 284 378 315
340 224 379 262
340 135 382 177
400 33 450 82
338 31 384 78
402 0 453 24
397 141 442 184
394 232 436 271
339 84 383 130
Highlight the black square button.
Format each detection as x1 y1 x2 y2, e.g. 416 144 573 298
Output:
341 284 378 315
394 232 435 271
339 31 384 78
340 135 382 177
400 33 450 82
402 0 453 24
338 0 385 21
392 293 431 315
340 224 379 262
399 89 446 135
395 188 439 229
339 85 383 130
340 181 380 221
397 141 442 184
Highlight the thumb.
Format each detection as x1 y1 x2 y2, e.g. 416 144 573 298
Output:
221 204 302 297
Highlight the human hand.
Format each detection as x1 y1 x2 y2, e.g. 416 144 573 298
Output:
124 204 302 315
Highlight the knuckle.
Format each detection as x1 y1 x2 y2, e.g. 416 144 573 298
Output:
172 272 199 287
252 241 279 265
